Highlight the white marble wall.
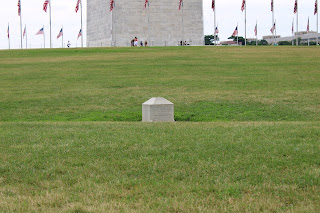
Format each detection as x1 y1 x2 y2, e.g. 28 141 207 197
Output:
87 0 204 47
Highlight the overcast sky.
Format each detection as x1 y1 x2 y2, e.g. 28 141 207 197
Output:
0 0 318 49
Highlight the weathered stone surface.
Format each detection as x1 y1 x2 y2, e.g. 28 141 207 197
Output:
87 0 204 47
142 97 174 122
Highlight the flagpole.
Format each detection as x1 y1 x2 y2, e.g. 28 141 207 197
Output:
275 19 277 45
20 0 23 49
80 0 83 48
8 23 10 50
214 3 216 46
25 25 27 49
245 1 247 46
49 0 52 48
292 18 294 46
237 23 239 46
44 25 46 49
182 0 184 45
62 26 64 48
296 0 299 46
272 0 275 45
317 0 319 45
256 21 258 46
148 1 150 46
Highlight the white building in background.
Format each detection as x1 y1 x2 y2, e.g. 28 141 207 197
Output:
87 0 204 47
263 31 320 44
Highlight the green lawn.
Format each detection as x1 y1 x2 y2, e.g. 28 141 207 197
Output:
0 46 319 212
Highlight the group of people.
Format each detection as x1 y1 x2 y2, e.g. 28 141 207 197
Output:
131 37 148 47
180 41 189 46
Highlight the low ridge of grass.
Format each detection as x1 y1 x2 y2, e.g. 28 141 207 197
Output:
1 122 320 212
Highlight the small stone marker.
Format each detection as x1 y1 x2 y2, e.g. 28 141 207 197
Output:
142 97 174 122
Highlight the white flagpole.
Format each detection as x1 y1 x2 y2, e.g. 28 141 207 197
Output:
25 25 27 49
272 0 275 45
296 0 299 46
292 18 294 46
256 21 258 46
317 0 319 45
182 0 184 45
80 0 83 47
148 1 150 46
245 1 247 46
44 25 46 48
275 19 277 45
49 0 52 48
214 2 216 46
237 23 239 45
62 26 64 48
20 0 23 49
8 23 10 50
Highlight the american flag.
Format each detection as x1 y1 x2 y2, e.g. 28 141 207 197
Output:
43 0 49 12
307 17 310 32
7 24 9 39
36 28 44 35
254 24 257 36
77 29 82 39
18 0 21 16
179 0 183 10
271 0 273 12
241 0 246 12
110 0 114 12
215 26 219 34
212 0 215 11
270 23 276 33
315 0 318 15
23 26 26 38
294 0 297 14
75 0 81 13
232 26 238 37
144 0 148 9
292 20 294 34
57 28 63 39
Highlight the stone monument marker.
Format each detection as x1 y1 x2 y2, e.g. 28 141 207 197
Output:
142 97 174 122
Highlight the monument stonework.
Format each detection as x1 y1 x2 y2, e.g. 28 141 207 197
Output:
142 97 174 122
87 0 204 47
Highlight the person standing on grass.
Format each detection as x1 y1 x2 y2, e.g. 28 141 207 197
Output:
134 37 138 46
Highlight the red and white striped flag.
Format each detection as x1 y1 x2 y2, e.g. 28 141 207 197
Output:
23 26 26 38
270 23 276 33
307 17 310 32
254 24 257 36
144 0 148 8
17 0 21 16
212 0 215 11
75 0 81 13
241 0 246 12
7 24 10 39
36 28 44 35
43 0 49 12
57 28 63 39
232 26 238 36
77 29 82 39
315 0 318 15
271 0 273 12
179 0 183 10
110 0 114 11
293 0 297 14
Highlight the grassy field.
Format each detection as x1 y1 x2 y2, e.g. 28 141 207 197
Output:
0 46 320 212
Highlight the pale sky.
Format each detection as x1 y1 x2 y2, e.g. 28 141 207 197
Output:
0 0 318 49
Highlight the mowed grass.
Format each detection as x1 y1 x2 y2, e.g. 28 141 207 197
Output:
1 122 320 212
0 46 320 212
0 46 319 121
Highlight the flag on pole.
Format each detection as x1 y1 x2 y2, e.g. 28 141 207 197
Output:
270 22 276 33
110 0 114 11
315 0 318 15
232 26 238 36
77 29 82 39
307 17 310 32
144 0 148 8
294 0 297 14
241 0 246 12
179 0 183 10
36 28 44 35
212 0 215 11
7 24 10 38
292 20 294 34
57 28 63 39
23 25 26 38
43 0 49 12
254 24 257 36
18 0 21 16
75 0 81 13
215 26 219 34
271 0 273 12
